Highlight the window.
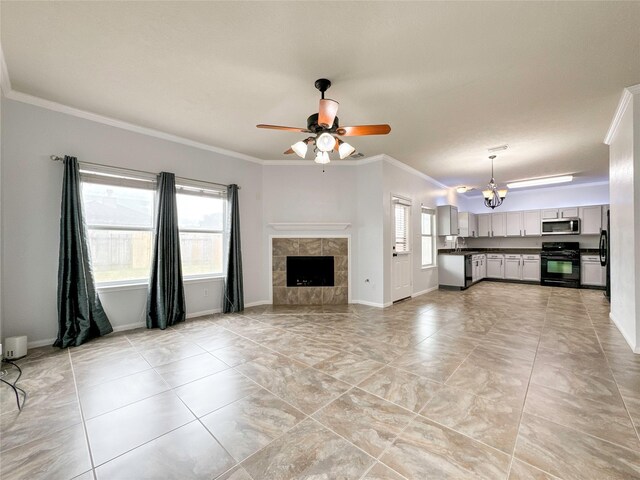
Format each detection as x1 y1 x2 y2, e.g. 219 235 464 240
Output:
176 185 226 277
81 174 156 284
421 207 436 267
81 169 227 285
393 198 411 253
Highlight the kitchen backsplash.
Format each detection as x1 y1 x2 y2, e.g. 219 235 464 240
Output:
462 234 600 249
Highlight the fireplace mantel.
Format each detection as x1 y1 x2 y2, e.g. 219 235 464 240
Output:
268 223 351 231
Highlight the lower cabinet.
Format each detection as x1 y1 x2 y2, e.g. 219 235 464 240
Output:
581 255 606 286
504 255 521 280
522 255 541 281
471 254 487 283
486 254 505 278
493 254 540 281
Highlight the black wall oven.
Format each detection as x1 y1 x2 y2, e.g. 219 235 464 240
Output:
540 242 580 288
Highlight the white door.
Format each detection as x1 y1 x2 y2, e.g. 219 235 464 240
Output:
392 199 412 301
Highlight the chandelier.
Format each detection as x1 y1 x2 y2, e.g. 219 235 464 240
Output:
482 155 508 209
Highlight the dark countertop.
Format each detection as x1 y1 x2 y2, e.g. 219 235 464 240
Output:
439 248 600 256
438 248 541 255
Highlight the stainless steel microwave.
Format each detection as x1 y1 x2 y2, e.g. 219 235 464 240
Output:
541 218 581 235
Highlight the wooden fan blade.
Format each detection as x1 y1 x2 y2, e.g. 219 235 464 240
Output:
318 99 339 128
257 124 309 132
283 147 294 154
337 124 391 136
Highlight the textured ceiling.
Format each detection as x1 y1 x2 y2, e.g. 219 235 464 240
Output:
2 2 639 189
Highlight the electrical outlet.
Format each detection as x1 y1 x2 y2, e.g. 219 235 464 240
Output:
204 289 209 297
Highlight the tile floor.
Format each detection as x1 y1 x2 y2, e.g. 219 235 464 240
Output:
1 283 640 479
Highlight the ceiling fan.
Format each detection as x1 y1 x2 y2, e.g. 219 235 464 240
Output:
257 78 391 164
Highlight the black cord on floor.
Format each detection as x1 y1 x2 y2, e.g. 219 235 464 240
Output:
0 358 27 410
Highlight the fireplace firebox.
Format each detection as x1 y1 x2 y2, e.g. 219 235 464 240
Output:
286 256 335 287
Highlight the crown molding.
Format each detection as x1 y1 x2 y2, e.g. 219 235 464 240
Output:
4 89 266 165
0 42 12 96
381 154 450 190
604 84 640 145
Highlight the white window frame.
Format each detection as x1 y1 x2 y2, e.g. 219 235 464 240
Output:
80 169 157 288
421 207 436 268
175 181 227 281
80 166 229 288
393 197 412 254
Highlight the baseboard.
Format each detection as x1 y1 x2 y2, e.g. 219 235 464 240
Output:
186 309 221 319
245 300 271 308
412 286 438 298
351 299 391 308
112 321 146 332
609 312 639 354
27 338 57 348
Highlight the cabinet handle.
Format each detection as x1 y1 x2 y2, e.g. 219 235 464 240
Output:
520 229 522 236
524 229 527 236
491 230 494 237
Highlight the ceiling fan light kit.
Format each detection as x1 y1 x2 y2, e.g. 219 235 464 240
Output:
316 132 336 152
291 140 308 158
258 78 391 164
314 151 331 164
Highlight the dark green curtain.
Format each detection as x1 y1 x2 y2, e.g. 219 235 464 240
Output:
55 156 113 348
223 184 244 313
146 172 185 329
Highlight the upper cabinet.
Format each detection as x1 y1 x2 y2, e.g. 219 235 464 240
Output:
523 210 541 236
580 205 602 235
458 212 478 238
437 205 459 236
477 214 492 237
457 205 606 238
560 207 579 218
492 212 507 237
506 212 522 237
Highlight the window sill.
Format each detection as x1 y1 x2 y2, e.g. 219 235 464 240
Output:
97 275 226 292
421 265 438 270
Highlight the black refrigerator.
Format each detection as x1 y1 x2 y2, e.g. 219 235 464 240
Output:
599 209 610 301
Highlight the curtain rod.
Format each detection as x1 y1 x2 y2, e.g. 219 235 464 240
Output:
50 155 239 190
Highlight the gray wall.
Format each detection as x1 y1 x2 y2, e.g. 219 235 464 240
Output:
1 99 265 345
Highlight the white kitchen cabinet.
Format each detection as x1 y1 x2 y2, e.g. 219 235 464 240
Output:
581 255 606 286
504 255 522 280
522 255 541 281
437 205 459 236
471 255 480 283
580 205 602 235
479 254 486 279
506 212 523 237
523 210 541 236
477 214 492 237
541 209 558 219
491 212 507 237
560 207 579 218
486 254 504 278
601 205 609 230
458 212 478 238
